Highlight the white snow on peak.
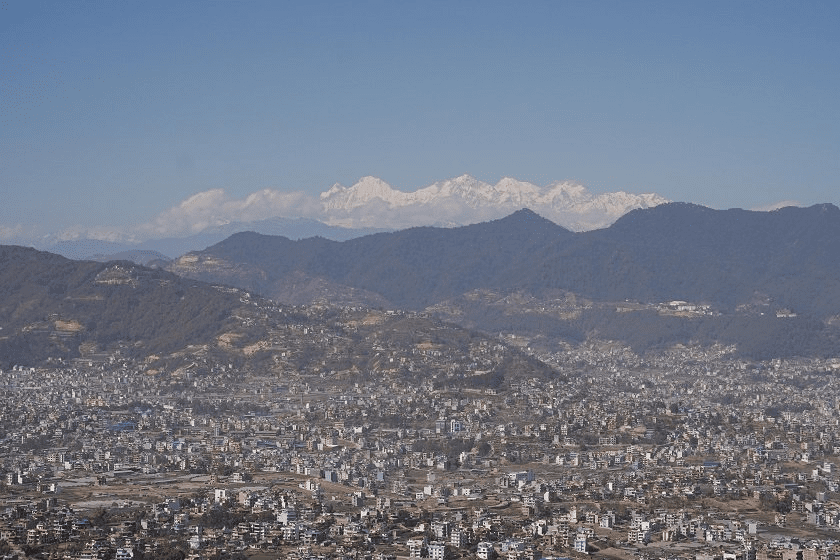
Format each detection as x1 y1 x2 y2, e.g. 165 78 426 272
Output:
320 183 346 199
318 175 668 230
23 175 666 249
494 177 542 204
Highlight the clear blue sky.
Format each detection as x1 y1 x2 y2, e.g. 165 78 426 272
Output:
2 0 838 237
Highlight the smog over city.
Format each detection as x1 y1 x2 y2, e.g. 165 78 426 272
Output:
1 2 840 559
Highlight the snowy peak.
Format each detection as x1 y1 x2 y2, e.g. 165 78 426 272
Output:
318 175 668 230
320 183 346 199
320 176 398 208
495 177 541 200
23 174 667 257
543 181 590 204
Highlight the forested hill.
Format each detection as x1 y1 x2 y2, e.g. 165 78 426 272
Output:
570 202 840 314
0 245 247 366
172 204 840 319
0 245 559 389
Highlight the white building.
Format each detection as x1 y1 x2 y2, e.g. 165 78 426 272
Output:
477 541 495 560
574 533 588 554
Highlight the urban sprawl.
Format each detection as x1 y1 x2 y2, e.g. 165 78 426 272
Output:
3 308 840 560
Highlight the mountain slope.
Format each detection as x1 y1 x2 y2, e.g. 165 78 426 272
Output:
0 245 560 390
573 202 840 311
166 203 840 358
0 246 251 366
173 203 840 317
42 217 390 262
171 209 573 309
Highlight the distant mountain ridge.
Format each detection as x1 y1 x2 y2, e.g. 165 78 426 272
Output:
171 209 572 309
16 175 666 262
167 203 840 358
173 203 840 316
320 174 667 230
37 217 391 261
584 202 840 312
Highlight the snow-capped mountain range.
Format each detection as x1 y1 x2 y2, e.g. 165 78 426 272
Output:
13 175 668 260
320 174 668 231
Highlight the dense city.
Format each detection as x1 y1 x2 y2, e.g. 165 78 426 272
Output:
3 304 840 560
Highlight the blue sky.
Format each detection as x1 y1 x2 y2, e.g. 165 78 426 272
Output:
1 0 838 238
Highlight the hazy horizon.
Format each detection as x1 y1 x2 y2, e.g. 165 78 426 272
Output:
3 1 838 241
